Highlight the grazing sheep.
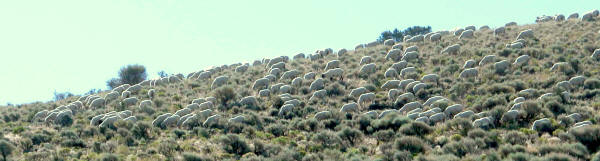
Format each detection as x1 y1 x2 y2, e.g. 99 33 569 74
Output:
199 101 214 110
459 68 478 78
379 109 398 118
386 49 403 61
592 49 600 59
513 55 530 66
501 110 519 123
252 78 270 90
267 57 285 68
229 115 245 123
385 68 398 78
415 116 429 123
349 87 368 97
421 74 439 83
304 72 316 80
252 60 262 66
293 53 305 60
381 80 400 90
291 77 303 87
399 101 422 113
325 60 341 70
364 111 378 118
152 113 172 127
396 92 415 103
360 56 372 65
309 89 327 101
555 81 571 91
270 83 285 93
240 96 258 106
383 39 395 46
203 114 221 127
388 89 400 100
494 27 505 36
568 113 583 122
441 44 460 54
270 62 286 71
104 91 119 102
444 104 464 116
314 111 332 120
322 68 344 80
175 108 192 117
459 30 474 39
401 51 419 61
479 25 490 30
33 110 49 122
392 43 403 50
430 33 441 41
99 116 119 128
555 14 565 21
197 71 212 80
582 11 596 21
391 61 408 71
406 35 424 42
139 100 153 109
531 118 551 131
122 97 138 107
412 83 427 93
479 55 496 66
454 110 475 119
473 117 493 129
424 96 447 106
568 13 579 19
309 78 325 91
192 98 206 105
358 93 376 107
513 97 526 103
259 89 270 97
454 28 464 36
281 70 301 80
235 65 249 73
185 103 200 111
429 113 445 123
90 98 106 109
569 76 585 87
279 104 294 116
495 60 510 73
121 91 131 98
516 29 534 40
340 103 359 113
359 63 376 76
505 22 517 26
405 45 418 53
419 108 441 117
400 67 416 77
506 42 524 49
399 79 415 89
269 68 282 76
366 41 380 47
355 44 365 50
211 76 229 89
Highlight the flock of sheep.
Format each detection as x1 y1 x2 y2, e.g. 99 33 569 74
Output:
30 9 600 134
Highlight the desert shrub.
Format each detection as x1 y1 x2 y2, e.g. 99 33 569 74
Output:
442 138 478 157
473 95 507 111
374 129 395 142
182 152 212 161
498 144 527 157
570 125 600 152
266 124 287 137
106 64 147 89
508 152 535 161
399 121 433 136
444 118 473 136
0 140 15 161
371 114 411 132
337 127 363 146
97 153 119 161
467 129 486 138
158 138 179 157
326 83 345 96
544 100 566 115
395 136 428 153
29 133 51 145
131 122 151 140
215 86 236 106
311 131 342 149
55 114 73 127
219 134 250 156
585 79 600 89
542 152 577 161
173 129 186 139
486 84 515 94
504 131 527 145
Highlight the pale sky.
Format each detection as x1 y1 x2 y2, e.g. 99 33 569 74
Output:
0 0 598 105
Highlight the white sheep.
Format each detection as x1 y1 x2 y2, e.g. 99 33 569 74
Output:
325 60 341 70
459 30 474 39
322 68 344 80
340 103 359 113
360 56 372 65
401 51 418 61
381 80 400 90
459 68 478 78
349 87 368 97
359 63 376 76
310 78 325 91
358 93 376 107
280 70 301 80
211 76 229 89
384 68 398 78
386 49 402 61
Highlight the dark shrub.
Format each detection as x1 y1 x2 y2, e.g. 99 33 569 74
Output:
442 138 478 157
214 86 236 106
131 122 151 140
570 125 600 152
182 152 211 161
399 122 433 136
311 131 342 149
585 79 600 89
504 131 527 145
337 127 363 146
219 134 250 156
266 124 287 137
97 153 119 161
394 136 428 153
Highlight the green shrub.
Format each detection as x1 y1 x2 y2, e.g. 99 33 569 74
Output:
337 127 363 146
131 122 151 140
266 124 287 137
0 140 15 161
395 136 428 153
508 152 535 161
399 122 433 136
442 138 477 157
214 86 236 106
570 125 600 152
219 134 250 156
585 79 600 89
182 152 211 161
311 131 342 149
503 131 527 145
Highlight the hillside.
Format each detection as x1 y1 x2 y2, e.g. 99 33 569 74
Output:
1 10 600 161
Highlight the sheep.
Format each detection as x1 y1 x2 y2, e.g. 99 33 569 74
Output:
252 60 262 66
444 104 463 116
384 68 398 78
270 83 284 93
309 53 321 61
388 89 400 100
395 93 415 104
582 11 596 21
567 113 583 122
251 78 269 90
203 114 221 127
264 74 277 82
168 75 182 83
112 84 130 93
122 97 138 107
364 111 378 118
392 43 403 50
174 108 192 117
538 93 554 100
229 115 245 123
479 55 496 66
441 44 460 54
429 113 445 123
398 79 415 89
185 103 200 111
309 89 327 101
505 22 517 26
454 28 464 36
513 55 530 66
568 13 579 19
366 41 380 47
405 45 418 53
240 96 258 106
322 68 344 80
269 68 282 76
197 71 212 80
121 91 131 98
381 80 400 90
90 98 106 109
386 49 403 61
199 101 214 110
358 93 376 107
360 56 372 65
516 29 534 40
293 53 305 60
459 30 474 39
473 117 493 129
270 62 286 71
337 49 347 57
383 39 395 46
405 81 422 92
340 103 359 113
379 109 398 118
479 25 490 30
463 59 476 69
531 118 551 131
304 72 316 80
391 61 408 71
400 67 416 77
495 60 510 73
459 68 478 78
123 116 137 122
569 76 585 87
421 74 439 83
324 60 340 70
412 83 427 93
99 116 119 128
430 33 441 41
513 97 525 103
454 110 475 119
406 35 424 42
355 44 365 50
33 110 49 122
359 63 376 76
399 101 422 114
419 108 441 117
283 99 301 106
555 14 565 21
501 110 519 123
211 76 229 89
152 113 172 127
506 42 524 49
555 81 571 91
415 116 429 123
349 87 368 97
267 57 285 68
280 70 301 80
291 77 303 87
592 49 600 59
279 104 294 116
424 96 447 106
235 65 249 73
494 27 505 36
104 91 119 102
259 89 270 97
177 114 195 126
401 51 419 61
192 98 206 105
308 78 324 91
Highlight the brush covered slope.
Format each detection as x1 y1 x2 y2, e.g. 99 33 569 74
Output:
2 11 600 161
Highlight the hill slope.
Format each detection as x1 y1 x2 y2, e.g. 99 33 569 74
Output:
2 10 600 161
